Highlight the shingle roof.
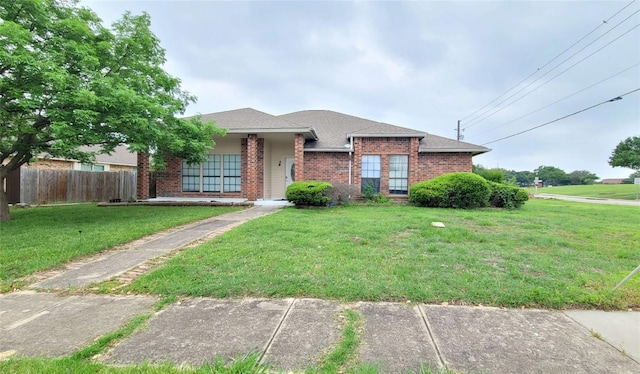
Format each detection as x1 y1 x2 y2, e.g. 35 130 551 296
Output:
278 110 426 150
419 134 490 155
191 108 489 155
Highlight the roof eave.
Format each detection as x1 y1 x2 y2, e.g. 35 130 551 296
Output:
226 127 318 140
420 148 491 156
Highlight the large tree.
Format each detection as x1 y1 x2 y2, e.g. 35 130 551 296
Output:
535 165 571 186
0 0 224 221
608 136 640 172
569 170 598 185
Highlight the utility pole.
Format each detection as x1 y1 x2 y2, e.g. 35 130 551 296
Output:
456 120 461 141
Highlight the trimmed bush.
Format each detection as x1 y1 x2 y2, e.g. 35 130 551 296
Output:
488 181 529 209
475 168 505 183
286 181 334 207
409 172 491 209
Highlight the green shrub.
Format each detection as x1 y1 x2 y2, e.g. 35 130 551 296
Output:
475 168 505 183
286 181 334 206
488 181 529 209
409 172 491 209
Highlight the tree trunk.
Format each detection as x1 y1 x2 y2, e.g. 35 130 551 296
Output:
0 173 10 221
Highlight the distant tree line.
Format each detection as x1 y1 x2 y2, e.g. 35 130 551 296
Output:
473 165 640 187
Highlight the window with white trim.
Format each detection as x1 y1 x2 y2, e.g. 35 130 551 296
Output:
182 154 238 193
361 155 381 193
389 155 409 194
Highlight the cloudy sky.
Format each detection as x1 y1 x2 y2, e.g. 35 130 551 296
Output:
80 0 640 179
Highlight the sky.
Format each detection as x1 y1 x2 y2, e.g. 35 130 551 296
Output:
79 0 640 179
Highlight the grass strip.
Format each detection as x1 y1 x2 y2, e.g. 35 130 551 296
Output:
312 309 362 373
529 184 639 200
72 313 153 360
0 353 271 373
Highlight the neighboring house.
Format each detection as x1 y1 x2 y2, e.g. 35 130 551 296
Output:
26 145 137 172
601 178 624 185
137 108 490 201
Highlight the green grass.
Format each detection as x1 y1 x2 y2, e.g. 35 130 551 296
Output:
0 204 243 292
530 184 640 200
313 309 362 373
128 200 639 309
0 353 270 373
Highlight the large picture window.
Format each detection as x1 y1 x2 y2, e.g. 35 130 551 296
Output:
223 154 241 192
182 154 238 193
361 155 381 193
389 155 409 194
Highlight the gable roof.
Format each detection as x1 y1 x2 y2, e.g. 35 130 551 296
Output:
279 110 489 155
195 108 318 139
192 108 489 155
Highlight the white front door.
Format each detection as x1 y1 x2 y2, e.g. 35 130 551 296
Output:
285 157 296 188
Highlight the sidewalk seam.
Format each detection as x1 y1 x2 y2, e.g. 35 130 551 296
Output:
258 298 297 365
417 305 446 368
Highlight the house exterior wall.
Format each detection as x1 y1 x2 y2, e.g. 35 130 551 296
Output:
303 152 350 185
26 159 74 170
154 138 250 199
149 134 475 201
416 152 473 180
268 139 294 199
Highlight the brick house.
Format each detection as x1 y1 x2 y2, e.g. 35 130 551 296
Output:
137 108 490 201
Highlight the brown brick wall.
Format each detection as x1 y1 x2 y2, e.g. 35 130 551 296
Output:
136 153 150 200
303 152 350 184
28 159 74 170
416 153 473 180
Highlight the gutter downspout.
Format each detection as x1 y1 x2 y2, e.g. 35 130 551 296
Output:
348 135 353 186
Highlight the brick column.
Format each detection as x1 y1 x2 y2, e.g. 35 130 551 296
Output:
136 152 150 200
294 133 305 181
246 134 258 201
409 137 420 185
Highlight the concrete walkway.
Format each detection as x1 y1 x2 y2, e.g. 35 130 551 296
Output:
1 203 639 373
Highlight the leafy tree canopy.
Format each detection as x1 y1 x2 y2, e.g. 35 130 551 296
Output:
534 165 571 186
0 0 224 220
608 136 640 172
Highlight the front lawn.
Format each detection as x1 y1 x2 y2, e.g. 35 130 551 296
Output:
0 204 243 292
129 200 639 309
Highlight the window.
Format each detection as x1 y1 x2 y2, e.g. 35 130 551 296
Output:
389 155 409 194
361 155 381 193
182 161 201 192
223 154 241 192
80 163 105 171
202 155 220 192
182 154 238 193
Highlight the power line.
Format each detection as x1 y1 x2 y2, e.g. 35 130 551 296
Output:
464 11 640 129
481 88 640 146
468 62 640 139
460 0 639 124
465 22 640 130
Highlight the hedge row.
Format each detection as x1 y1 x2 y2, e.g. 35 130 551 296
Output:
286 173 529 209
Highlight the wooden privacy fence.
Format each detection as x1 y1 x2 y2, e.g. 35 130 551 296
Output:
8 168 136 204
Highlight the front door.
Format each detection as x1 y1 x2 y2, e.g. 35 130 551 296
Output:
285 157 296 188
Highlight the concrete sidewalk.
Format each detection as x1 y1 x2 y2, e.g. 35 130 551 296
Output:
1 292 638 373
1 203 638 373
